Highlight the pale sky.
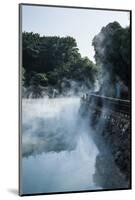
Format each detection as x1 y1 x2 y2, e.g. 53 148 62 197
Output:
22 5 130 62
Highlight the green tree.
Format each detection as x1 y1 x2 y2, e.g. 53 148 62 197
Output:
92 22 131 94
22 32 97 94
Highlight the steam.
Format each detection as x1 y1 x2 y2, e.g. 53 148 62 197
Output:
22 133 100 194
22 97 81 157
21 97 100 194
22 78 95 99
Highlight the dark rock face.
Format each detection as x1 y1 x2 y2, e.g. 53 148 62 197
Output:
80 94 131 189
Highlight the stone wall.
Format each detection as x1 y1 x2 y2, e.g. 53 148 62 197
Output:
80 94 131 189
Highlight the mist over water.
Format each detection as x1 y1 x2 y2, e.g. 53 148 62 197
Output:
21 97 100 194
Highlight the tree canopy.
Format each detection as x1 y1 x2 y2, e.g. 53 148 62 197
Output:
92 22 131 98
92 22 131 89
22 21 130 99
22 32 97 95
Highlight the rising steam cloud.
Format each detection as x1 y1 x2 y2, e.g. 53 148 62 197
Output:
22 97 100 194
22 97 86 157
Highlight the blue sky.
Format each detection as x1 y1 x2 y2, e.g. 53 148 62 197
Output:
22 5 129 62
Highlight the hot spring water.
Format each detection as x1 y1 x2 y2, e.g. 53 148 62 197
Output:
21 97 99 194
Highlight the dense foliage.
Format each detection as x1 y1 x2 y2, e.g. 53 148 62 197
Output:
22 21 130 99
92 22 131 98
22 32 97 96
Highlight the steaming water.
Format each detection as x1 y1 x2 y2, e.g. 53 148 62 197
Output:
21 97 99 194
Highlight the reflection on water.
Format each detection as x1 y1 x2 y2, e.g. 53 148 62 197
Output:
21 97 99 194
